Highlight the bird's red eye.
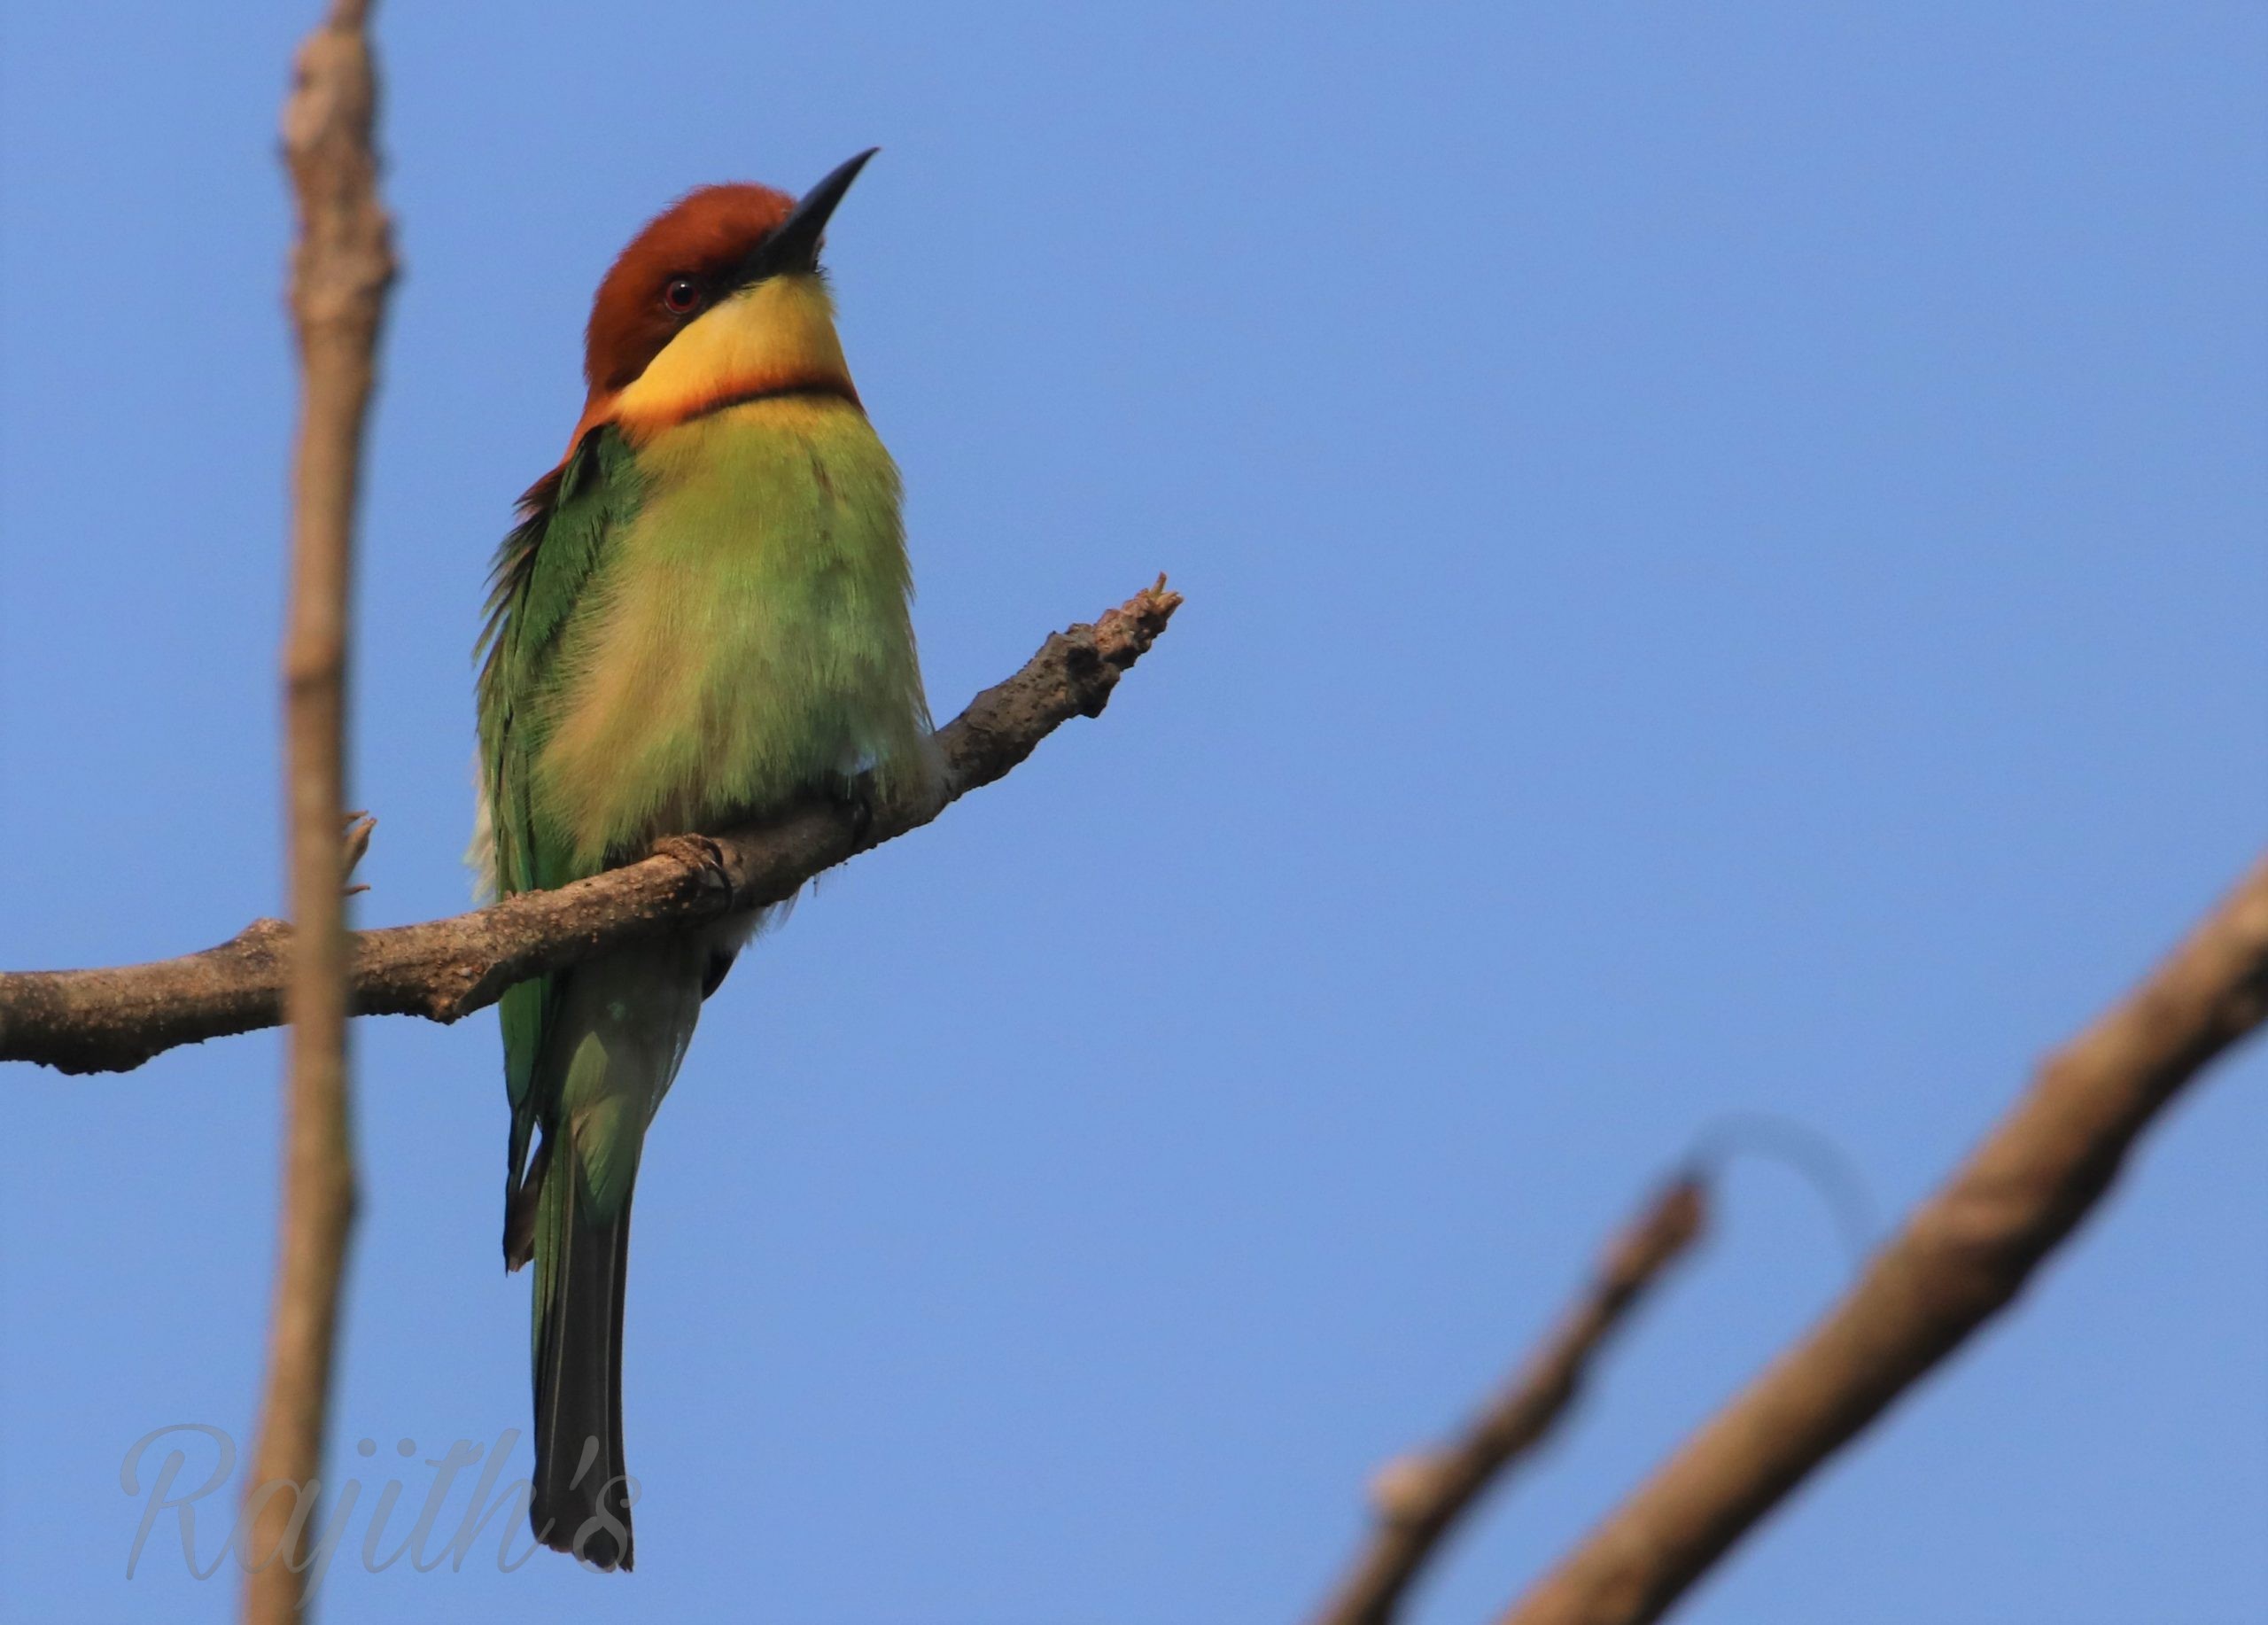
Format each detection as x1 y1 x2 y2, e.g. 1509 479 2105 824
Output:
662 276 702 315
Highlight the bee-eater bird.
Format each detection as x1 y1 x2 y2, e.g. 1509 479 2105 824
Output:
473 150 929 1571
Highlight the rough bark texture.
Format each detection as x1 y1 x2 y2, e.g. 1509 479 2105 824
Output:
1311 1178 1707 1625
1497 852 2268 1625
244 5 395 1623
0 580 1181 1077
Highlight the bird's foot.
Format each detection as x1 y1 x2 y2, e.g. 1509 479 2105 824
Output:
825 768 881 844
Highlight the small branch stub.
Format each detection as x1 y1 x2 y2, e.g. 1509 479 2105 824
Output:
342 811 376 895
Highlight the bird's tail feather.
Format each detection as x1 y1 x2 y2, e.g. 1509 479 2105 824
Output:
518 935 716 1572
531 1144 637 1570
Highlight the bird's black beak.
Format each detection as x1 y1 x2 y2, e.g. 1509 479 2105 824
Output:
734 148 877 286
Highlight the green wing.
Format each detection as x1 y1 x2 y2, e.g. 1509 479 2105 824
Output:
475 426 642 1198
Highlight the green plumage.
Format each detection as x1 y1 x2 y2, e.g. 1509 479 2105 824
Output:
475 396 928 1567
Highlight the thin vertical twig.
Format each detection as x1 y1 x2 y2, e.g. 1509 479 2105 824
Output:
242 4 394 1621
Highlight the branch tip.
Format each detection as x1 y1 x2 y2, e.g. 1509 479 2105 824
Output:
1309 1165 1707 1625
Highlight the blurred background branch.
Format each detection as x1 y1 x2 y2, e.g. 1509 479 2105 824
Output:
1493 851 2268 1625
1312 1174 1706 1625
243 3 394 1621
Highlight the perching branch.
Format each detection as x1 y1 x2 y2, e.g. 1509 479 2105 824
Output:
1310 1175 1707 1625
0 579 1182 1077
1497 851 2268 1625
245 4 394 1622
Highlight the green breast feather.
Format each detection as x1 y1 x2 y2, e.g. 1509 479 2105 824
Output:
476 400 930 1189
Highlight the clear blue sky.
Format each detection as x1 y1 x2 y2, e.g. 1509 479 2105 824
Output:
4 4 2264 1621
